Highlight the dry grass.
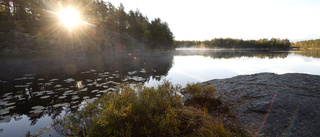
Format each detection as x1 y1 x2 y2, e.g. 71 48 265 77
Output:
177 106 233 137
181 82 246 137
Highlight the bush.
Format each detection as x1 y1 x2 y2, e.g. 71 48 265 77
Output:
177 106 235 137
53 81 245 137
183 82 222 111
53 81 183 136
184 82 216 99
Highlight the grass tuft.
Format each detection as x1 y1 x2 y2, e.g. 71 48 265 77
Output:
183 82 227 113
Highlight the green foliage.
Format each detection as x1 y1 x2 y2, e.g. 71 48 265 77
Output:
177 106 237 137
292 39 320 49
174 40 202 48
149 18 175 49
127 10 150 43
175 38 291 49
1 0 175 51
53 82 245 137
183 82 221 111
86 1 174 49
0 6 7 21
181 83 246 137
53 81 183 136
184 82 216 99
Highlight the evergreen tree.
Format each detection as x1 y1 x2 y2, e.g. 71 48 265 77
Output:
116 3 127 33
149 18 174 48
0 0 175 50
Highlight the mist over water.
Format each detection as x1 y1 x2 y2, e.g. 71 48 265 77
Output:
0 49 320 136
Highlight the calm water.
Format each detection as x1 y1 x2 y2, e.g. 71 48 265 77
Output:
0 49 319 136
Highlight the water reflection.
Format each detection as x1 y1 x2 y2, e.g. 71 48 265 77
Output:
0 52 173 135
0 49 319 136
168 49 320 86
292 50 320 58
175 49 290 59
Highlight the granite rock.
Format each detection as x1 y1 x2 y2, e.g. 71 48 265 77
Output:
202 73 320 137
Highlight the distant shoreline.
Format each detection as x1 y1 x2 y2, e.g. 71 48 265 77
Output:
175 47 296 51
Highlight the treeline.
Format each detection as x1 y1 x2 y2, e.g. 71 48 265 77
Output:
0 0 174 49
292 39 320 49
175 38 291 49
175 50 289 59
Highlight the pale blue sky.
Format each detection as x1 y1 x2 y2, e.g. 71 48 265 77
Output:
105 0 320 41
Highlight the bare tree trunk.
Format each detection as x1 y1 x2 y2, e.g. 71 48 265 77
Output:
12 0 20 20
16 3 20 20
13 0 16 20
5 0 11 21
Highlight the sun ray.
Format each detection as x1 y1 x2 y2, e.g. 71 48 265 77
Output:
59 7 81 29
38 2 99 50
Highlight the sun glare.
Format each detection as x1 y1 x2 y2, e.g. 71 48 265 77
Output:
59 8 80 29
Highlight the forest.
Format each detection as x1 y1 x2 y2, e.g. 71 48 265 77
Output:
175 38 291 49
0 0 175 52
291 39 320 49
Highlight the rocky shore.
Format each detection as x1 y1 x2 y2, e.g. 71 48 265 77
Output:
203 73 320 137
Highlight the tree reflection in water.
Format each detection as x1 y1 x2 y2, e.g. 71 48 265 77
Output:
174 49 290 59
0 52 174 126
0 49 317 135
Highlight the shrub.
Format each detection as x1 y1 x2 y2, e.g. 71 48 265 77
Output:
177 106 235 137
53 81 245 137
53 81 183 137
184 82 216 98
183 82 222 111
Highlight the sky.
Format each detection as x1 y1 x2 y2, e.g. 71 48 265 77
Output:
105 0 320 42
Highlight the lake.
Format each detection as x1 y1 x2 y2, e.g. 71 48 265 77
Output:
0 49 319 136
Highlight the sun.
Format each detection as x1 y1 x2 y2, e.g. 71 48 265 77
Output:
59 7 80 29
